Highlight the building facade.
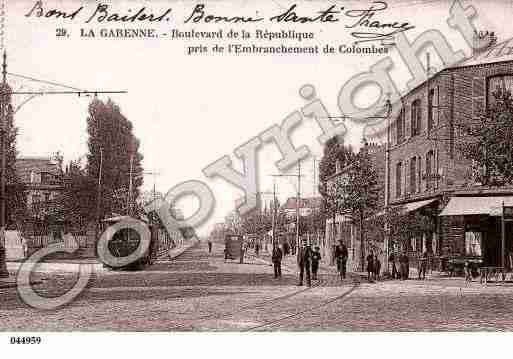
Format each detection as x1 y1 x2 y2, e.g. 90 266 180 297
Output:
387 56 513 267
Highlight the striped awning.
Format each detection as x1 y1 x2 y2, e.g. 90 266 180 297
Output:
439 196 513 216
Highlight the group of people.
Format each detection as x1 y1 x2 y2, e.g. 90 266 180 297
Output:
366 251 382 281
271 242 323 285
388 250 429 280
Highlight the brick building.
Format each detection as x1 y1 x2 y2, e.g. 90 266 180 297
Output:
386 54 513 267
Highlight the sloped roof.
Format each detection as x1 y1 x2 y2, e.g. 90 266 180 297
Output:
15 157 62 183
281 197 322 210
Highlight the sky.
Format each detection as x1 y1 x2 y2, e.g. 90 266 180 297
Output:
6 0 512 235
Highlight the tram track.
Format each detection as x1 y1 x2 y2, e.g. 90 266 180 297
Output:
243 280 360 331
169 249 353 330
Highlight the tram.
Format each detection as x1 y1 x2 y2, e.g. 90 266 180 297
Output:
101 216 161 270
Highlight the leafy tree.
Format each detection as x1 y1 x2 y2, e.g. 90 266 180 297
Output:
0 83 27 229
367 205 435 255
55 160 98 230
318 136 354 252
459 86 513 186
86 98 144 222
341 141 381 271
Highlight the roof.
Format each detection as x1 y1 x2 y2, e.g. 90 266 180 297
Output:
15 157 61 183
281 197 322 210
439 196 513 217
448 36 513 69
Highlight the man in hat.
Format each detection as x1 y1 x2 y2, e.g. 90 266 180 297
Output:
297 240 312 287
335 240 349 280
271 243 283 278
311 246 321 280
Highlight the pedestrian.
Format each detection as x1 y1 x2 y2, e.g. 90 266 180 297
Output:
464 259 472 282
389 252 398 279
334 245 341 272
208 239 213 254
418 250 428 280
399 251 409 280
366 251 375 281
373 253 381 281
311 246 321 280
240 242 245 264
224 247 229 262
335 240 349 280
297 242 312 287
272 243 283 278
255 242 260 257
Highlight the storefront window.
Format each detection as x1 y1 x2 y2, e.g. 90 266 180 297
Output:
488 75 513 108
465 231 482 256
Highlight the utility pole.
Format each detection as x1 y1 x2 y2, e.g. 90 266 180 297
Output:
272 161 302 261
296 161 301 255
142 171 161 213
0 51 8 277
95 147 103 238
272 178 276 246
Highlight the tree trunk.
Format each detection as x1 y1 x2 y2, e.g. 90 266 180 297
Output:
360 211 365 272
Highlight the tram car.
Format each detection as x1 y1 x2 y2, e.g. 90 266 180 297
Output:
101 216 161 270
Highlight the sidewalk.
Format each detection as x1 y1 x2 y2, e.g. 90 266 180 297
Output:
4 240 199 275
0 275 17 289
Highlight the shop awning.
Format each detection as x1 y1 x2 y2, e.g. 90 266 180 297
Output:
402 199 438 213
370 198 438 219
439 196 513 216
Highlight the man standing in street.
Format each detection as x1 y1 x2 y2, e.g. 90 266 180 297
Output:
335 240 349 280
297 241 312 287
272 243 283 278
311 246 321 280
208 239 213 254
418 250 428 280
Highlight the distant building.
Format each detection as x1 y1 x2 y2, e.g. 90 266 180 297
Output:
15 155 63 217
281 197 322 219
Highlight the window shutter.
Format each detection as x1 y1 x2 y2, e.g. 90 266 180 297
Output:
472 77 485 119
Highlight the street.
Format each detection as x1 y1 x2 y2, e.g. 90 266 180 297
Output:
1 242 513 331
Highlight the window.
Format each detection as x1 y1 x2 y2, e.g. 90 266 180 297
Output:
411 99 421 136
410 157 417 193
426 151 434 190
428 89 434 131
487 75 513 110
465 231 482 256
31 193 42 211
396 162 402 198
396 108 405 143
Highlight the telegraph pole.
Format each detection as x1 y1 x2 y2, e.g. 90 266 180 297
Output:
296 161 301 254
0 51 8 277
272 161 302 261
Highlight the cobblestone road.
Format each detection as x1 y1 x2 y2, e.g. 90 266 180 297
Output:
1 242 513 331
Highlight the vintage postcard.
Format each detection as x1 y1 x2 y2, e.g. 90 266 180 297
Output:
1 0 513 351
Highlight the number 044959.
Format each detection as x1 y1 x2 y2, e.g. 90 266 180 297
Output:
9 336 41 344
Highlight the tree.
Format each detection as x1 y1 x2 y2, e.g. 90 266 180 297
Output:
86 98 144 221
318 136 355 262
459 86 513 186
341 141 381 271
367 205 435 255
0 82 27 229
54 160 97 230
